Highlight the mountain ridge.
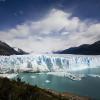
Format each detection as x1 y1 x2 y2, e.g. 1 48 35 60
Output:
0 41 28 55
55 40 100 55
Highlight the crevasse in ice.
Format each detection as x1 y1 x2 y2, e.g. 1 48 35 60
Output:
0 54 100 74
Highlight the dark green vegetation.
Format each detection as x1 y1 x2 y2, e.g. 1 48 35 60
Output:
0 41 28 55
0 77 92 100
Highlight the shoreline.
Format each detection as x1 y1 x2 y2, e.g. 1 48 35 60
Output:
0 77 92 100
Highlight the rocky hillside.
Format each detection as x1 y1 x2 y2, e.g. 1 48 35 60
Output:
0 77 92 100
56 41 100 55
0 41 28 55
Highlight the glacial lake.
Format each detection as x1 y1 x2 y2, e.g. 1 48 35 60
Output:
0 54 100 100
14 67 100 100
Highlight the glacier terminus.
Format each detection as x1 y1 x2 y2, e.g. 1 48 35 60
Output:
0 54 100 80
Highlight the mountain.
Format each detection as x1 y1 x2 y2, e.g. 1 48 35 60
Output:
0 41 28 55
13 47 28 54
55 41 100 55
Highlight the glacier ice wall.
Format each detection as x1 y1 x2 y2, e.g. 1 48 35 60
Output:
0 54 100 73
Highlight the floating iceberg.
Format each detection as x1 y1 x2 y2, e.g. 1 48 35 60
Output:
45 80 51 83
88 74 100 78
46 72 84 81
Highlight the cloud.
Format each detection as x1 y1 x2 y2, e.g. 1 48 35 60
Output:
0 9 100 53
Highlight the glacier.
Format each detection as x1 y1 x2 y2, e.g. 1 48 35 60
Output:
0 54 100 80
0 54 100 73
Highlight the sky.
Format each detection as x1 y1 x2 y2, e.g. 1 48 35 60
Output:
0 0 100 53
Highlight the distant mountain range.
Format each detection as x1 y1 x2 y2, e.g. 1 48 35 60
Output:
54 41 100 55
0 41 28 55
1 40 100 55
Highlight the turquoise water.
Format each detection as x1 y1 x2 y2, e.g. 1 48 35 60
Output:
15 68 100 100
1 54 100 99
